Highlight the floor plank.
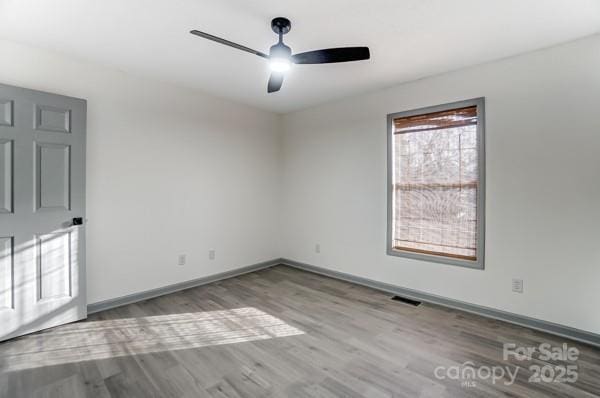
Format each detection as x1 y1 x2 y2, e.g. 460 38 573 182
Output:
1 265 598 397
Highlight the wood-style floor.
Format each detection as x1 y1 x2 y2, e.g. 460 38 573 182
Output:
1 265 599 397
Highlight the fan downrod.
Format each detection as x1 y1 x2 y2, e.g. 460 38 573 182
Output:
271 17 291 35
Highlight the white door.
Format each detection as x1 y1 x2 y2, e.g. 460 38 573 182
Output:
0 83 86 341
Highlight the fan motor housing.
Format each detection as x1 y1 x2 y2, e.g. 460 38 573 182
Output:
271 17 291 35
269 43 291 58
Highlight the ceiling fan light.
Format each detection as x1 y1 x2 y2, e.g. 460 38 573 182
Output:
269 57 291 72
190 18 370 93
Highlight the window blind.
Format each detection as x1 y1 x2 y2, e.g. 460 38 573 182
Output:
392 106 479 260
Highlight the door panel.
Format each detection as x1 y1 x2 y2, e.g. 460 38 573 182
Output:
35 105 71 133
36 231 72 301
0 139 13 213
0 83 86 341
35 142 71 211
0 236 13 310
0 100 12 126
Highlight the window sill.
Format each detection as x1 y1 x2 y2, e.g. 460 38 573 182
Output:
387 247 484 270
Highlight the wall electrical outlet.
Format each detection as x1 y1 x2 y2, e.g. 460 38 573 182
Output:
209 249 216 260
512 279 524 293
315 243 321 254
178 254 186 266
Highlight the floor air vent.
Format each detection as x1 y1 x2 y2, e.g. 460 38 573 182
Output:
391 296 421 306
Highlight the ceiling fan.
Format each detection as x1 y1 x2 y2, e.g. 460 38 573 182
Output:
190 17 370 93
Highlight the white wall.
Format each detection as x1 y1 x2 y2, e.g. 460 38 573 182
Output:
2 34 599 335
0 39 282 304
282 34 600 334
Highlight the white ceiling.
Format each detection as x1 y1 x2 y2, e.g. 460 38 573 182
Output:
1 0 599 113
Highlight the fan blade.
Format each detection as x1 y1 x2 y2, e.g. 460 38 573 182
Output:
292 47 370 64
190 30 268 58
267 73 284 93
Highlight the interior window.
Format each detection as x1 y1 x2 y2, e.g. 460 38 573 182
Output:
388 99 485 268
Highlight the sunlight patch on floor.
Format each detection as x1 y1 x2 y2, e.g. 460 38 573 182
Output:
0 307 304 372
